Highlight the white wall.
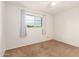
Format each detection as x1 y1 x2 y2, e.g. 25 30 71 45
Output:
54 7 79 47
0 2 5 56
4 2 53 50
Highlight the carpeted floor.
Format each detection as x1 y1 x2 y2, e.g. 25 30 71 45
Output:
4 39 79 57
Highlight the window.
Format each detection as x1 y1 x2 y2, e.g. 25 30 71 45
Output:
25 14 42 28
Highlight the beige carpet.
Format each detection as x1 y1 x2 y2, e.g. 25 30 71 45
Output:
4 39 79 57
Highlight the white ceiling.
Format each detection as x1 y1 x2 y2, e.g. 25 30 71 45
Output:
16 1 79 15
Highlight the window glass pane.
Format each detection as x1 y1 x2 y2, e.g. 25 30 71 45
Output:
25 15 34 27
25 14 42 28
34 16 42 27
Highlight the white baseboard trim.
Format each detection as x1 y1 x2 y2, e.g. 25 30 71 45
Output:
53 38 79 48
6 38 53 50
